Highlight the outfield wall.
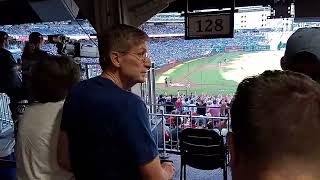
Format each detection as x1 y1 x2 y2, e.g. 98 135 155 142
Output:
211 45 271 53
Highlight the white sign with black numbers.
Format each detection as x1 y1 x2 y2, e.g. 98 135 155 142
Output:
187 14 232 38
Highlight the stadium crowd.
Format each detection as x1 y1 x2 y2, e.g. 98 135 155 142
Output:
149 38 212 67
156 94 232 117
141 24 185 35
152 93 232 149
148 32 268 68
0 21 95 37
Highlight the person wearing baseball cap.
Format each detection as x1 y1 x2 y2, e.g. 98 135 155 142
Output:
281 27 320 81
0 31 21 180
0 30 22 111
22 32 46 58
0 31 9 43
21 32 48 102
28 32 44 47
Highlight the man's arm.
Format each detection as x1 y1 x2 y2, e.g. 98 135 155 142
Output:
140 156 175 180
118 95 175 180
57 130 72 172
57 95 74 172
7 54 22 90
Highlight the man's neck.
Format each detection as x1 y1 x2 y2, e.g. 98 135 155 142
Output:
101 71 132 90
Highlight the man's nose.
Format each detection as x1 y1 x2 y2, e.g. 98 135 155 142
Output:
144 57 151 70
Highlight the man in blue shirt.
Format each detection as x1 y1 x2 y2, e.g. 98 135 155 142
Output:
0 31 22 122
58 24 175 180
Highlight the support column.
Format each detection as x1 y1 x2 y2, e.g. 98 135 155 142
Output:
150 62 157 114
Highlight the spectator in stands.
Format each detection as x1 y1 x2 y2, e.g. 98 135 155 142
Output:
197 115 207 128
208 99 220 117
220 99 227 116
190 119 198 129
158 94 166 104
21 32 49 102
206 120 213 129
175 98 183 113
281 28 320 82
188 99 196 113
16 56 79 180
57 24 175 180
229 70 320 180
196 100 206 116
164 97 174 113
0 31 22 122
157 94 166 113
170 117 182 143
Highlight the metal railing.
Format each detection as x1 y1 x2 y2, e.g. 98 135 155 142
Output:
0 94 14 134
148 105 231 156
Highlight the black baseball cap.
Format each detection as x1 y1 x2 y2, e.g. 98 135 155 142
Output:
285 27 320 61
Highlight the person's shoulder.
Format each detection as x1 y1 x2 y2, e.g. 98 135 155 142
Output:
34 49 48 55
70 77 141 102
69 77 100 94
126 91 144 107
66 78 92 99
0 48 10 53
0 48 12 57
74 76 107 88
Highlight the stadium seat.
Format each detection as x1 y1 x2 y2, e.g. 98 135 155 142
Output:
179 128 227 180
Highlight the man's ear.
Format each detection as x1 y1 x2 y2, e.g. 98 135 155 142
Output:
110 52 121 68
227 132 238 167
280 56 288 70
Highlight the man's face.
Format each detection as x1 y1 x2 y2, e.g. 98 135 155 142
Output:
118 41 151 85
281 55 320 82
4 38 9 48
39 38 44 47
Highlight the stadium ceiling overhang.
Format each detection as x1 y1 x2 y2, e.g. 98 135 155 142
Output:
0 0 319 26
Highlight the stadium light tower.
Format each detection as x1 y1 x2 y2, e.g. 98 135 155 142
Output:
269 0 293 18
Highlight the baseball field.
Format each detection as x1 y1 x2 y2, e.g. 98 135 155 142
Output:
155 51 284 95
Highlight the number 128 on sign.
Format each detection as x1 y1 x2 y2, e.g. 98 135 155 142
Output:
187 14 232 38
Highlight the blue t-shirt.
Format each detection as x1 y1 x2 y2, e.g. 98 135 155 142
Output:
61 76 158 180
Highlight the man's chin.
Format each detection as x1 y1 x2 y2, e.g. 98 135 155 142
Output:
138 79 146 83
134 78 146 84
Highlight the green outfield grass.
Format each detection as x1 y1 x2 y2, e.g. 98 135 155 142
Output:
155 52 244 95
